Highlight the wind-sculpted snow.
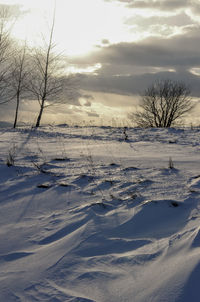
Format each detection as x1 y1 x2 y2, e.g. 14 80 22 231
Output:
0 126 200 301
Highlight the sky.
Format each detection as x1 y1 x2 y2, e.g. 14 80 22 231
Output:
1 0 200 126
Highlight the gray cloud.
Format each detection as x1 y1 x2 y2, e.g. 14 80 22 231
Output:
105 0 200 21
125 12 194 28
101 39 110 45
71 26 200 70
67 24 200 99
105 0 199 12
87 112 99 117
124 0 189 10
79 70 200 97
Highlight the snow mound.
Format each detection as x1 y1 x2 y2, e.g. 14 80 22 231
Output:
0 126 200 302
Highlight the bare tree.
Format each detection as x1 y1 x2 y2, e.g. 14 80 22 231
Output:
132 80 193 128
0 5 13 104
27 8 66 128
9 43 29 128
0 6 12 62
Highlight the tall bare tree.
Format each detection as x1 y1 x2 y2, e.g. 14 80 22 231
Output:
9 43 29 128
0 6 12 62
132 80 193 128
28 8 65 127
0 5 13 104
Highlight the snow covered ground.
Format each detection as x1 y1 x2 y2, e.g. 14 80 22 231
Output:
0 125 200 302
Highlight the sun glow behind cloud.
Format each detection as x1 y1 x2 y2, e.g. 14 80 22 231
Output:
66 63 102 75
3 0 193 57
4 0 134 57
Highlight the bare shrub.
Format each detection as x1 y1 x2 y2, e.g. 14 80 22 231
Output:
6 145 16 167
132 80 193 128
168 157 174 169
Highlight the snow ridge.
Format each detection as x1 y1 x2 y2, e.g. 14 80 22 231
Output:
0 126 200 302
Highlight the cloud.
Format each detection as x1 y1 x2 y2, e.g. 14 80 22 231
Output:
67 24 200 98
87 112 99 117
125 12 193 28
86 91 139 107
105 0 200 13
101 39 110 45
71 26 200 71
79 70 200 97
123 12 197 43
123 0 188 10
105 0 200 22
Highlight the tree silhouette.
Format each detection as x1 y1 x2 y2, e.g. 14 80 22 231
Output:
0 6 14 104
133 80 193 128
9 43 29 128
28 9 65 127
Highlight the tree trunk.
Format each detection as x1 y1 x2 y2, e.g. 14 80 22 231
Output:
13 91 20 128
35 102 44 127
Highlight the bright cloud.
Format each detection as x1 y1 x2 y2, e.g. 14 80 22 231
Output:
3 0 134 56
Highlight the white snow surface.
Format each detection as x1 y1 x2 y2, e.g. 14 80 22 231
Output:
0 125 200 302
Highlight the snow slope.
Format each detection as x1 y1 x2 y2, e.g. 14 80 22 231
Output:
0 125 200 302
